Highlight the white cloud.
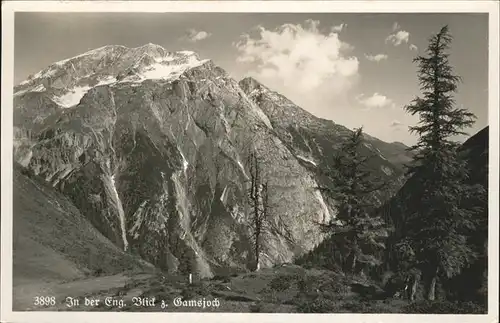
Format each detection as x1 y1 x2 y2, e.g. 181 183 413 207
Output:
357 92 395 109
385 30 410 46
331 23 347 33
364 53 388 62
409 44 418 51
386 23 412 47
234 20 359 94
184 29 212 42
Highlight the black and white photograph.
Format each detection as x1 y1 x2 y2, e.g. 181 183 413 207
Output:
1 1 498 322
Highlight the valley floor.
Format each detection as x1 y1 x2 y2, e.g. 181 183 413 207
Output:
13 264 486 314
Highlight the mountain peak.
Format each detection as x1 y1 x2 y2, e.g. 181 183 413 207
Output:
18 44 205 86
240 76 261 85
141 42 163 49
15 44 210 108
239 76 266 93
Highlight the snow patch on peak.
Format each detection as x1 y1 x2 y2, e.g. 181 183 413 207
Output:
30 67 58 81
52 85 92 108
18 43 208 90
97 75 117 86
55 45 125 66
32 84 46 92
20 44 203 83
178 50 195 55
120 54 209 84
16 44 211 108
52 76 116 108
154 55 176 63
14 83 46 96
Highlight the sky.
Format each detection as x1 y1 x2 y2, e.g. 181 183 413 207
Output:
14 12 489 145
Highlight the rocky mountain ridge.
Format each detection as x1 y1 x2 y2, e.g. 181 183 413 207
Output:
239 76 409 203
13 44 409 277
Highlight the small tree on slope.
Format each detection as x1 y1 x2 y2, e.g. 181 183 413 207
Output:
247 149 294 271
248 149 267 271
320 127 389 275
401 25 484 301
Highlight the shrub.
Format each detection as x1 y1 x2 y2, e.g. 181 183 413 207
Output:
180 282 210 300
343 301 372 313
249 302 264 313
269 274 297 292
296 297 339 313
323 277 351 296
296 273 350 301
211 275 231 283
403 300 486 314
341 300 402 313
180 287 197 301
141 285 173 299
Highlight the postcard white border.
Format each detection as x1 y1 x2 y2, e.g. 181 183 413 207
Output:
1 1 499 323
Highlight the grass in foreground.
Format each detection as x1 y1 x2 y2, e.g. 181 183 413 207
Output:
69 264 485 313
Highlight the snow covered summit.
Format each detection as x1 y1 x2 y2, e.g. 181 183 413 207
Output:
15 44 210 108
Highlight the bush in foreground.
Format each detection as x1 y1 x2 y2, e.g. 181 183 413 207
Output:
403 300 486 314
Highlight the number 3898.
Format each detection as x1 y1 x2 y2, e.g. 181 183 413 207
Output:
34 296 56 306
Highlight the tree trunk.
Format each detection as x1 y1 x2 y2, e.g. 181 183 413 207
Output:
254 232 260 271
410 273 419 302
351 253 357 273
254 253 260 271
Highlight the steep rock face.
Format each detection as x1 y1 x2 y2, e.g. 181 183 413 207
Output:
14 45 338 277
14 44 209 165
239 77 407 204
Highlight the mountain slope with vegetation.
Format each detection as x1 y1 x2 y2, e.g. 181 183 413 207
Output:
13 162 153 309
13 44 406 277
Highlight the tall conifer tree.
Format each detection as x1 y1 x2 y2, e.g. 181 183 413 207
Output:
402 26 482 300
321 127 388 274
